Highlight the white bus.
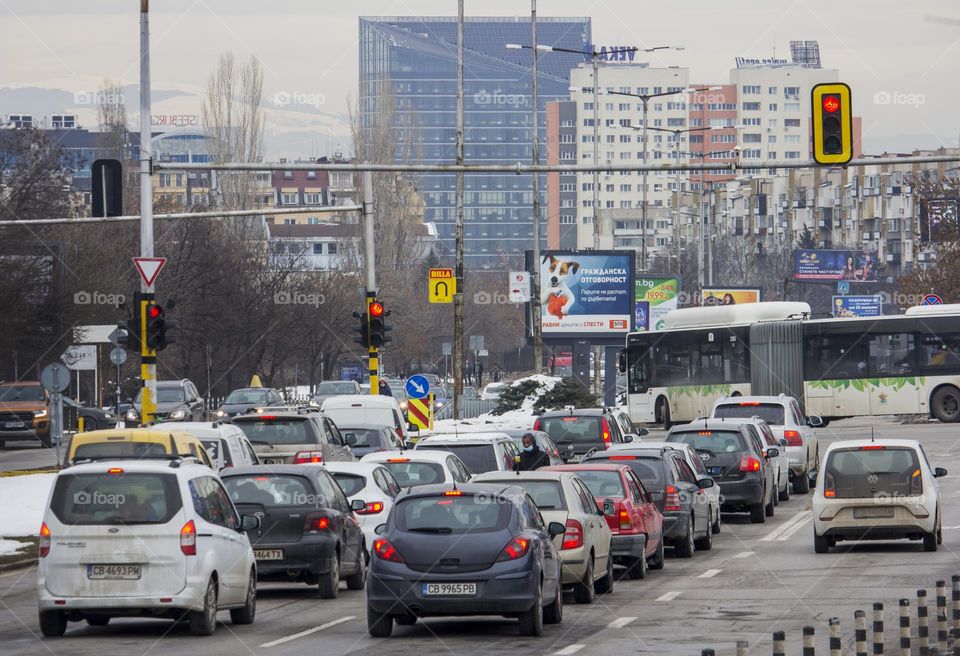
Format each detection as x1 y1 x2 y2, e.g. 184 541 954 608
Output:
624 302 960 428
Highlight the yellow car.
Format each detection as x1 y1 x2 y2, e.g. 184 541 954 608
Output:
65 428 213 468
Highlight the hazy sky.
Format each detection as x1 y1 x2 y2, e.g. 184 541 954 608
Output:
2 0 959 153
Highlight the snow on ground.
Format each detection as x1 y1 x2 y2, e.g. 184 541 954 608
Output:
430 374 562 435
0 538 31 556
0 473 55 537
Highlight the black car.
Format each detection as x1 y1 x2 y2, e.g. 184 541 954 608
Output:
534 408 648 462
366 483 566 637
222 464 367 598
666 421 777 523
583 446 715 557
339 423 409 458
217 387 284 419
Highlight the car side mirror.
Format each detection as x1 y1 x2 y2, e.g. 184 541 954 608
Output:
807 415 824 428
239 514 260 532
548 521 566 538
808 469 818 486
375 523 387 535
766 447 780 459
698 477 715 489
623 434 634 443
350 498 366 512
603 498 616 516
935 467 948 478
636 427 649 436
779 438 788 447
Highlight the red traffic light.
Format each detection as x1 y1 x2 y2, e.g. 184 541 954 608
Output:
147 305 162 319
822 95 840 113
369 301 385 318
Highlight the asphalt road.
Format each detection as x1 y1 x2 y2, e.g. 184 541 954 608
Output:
1 419 958 656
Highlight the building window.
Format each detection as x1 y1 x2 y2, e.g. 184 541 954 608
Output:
667 118 685 127
559 183 576 192
768 135 777 143
742 133 762 143
313 243 323 254
784 86 800 98
283 218 296 225
768 86 778 94
327 242 337 254
283 171 293 179
307 171 316 179
768 103 778 111
282 192 298 205
559 134 575 143
620 201 632 209
618 103 631 111
743 85 761 94
304 192 321 204
689 135 703 143
619 134 632 143
620 184 632 192
583 102 594 110
560 215 575 224
561 199 576 208
785 118 801 127
784 151 802 159
560 120 574 127
691 118 703 127
743 102 761 111
784 102 801 111
784 135 801 143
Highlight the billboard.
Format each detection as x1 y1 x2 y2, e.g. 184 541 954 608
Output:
635 301 650 332
832 295 882 318
794 249 878 282
635 276 680 332
540 251 634 336
701 287 763 306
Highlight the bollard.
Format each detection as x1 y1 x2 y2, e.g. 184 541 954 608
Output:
702 650 715 656
737 640 749 656
804 625 816 656
940 612 951 653
875 603 886 655
773 630 786 656
829 617 842 656
901 599 912 656
952 575 960 654
856 610 869 656
921 589 931 656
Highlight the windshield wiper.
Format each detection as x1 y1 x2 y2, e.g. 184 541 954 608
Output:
408 526 453 533
248 440 275 449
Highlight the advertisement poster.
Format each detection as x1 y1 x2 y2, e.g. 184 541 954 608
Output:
635 301 650 332
635 276 679 332
540 251 634 336
701 287 763 306
794 249 879 282
832 295 883 318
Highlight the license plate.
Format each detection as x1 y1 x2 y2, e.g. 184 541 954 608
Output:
853 506 895 519
4 421 25 428
255 549 284 560
87 564 141 580
422 582 477 596
708 466 722 475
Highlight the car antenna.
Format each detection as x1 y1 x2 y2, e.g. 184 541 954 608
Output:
871 427 875 443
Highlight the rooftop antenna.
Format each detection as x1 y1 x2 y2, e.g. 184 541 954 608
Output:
870 427 875 443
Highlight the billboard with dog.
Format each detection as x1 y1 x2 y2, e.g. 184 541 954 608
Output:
539 251 634 336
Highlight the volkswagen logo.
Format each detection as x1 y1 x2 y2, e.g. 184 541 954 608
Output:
867 474 879 485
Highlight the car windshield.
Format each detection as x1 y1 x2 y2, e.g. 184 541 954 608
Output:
418 443 497 474
714 403 785 425
668 430 747 454
586 454 666 487
824 447 923 498
482 480 566 510
315 382 356 395
136 387 185 404
397 494 510 533
0 385 44 402
381 461 446 487
233 418 314 445
340 428 383 448
331 473 366 497
572 470 626 498
225 390 270 404
539 416 601 443
73 441 170 461
50 473 182 525
224 474 317 507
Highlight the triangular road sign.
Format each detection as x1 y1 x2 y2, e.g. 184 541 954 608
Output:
133 257 166 287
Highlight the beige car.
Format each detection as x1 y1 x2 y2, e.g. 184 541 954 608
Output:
472 470 614 604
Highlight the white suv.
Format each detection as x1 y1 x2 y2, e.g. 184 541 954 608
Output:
415 432 521 474
37 460 260 637
710 395 822 494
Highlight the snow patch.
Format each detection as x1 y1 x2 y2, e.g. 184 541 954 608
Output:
0 538 31 557
0 474 55 537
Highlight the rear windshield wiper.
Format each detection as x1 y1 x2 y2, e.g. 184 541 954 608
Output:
408 526 453 533
248 440 275 448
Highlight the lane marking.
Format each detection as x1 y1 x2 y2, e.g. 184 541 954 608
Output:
760 510 812 542
608 617 637 629
698 569 722 579
260 615 355 648
656 591 682 602
777 511 813 541
731 551 754 559
554 645 586 655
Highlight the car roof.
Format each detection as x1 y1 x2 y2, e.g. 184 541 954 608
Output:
333 423 388 431
825 438 921 451
61 460 210 476
539 408 603 417
362 449 456 463
70 428 199 443
232 410 312 420
154 422 239 438
714 395 792 405
707 417 769 427
322 461 389 476
541 463 630 473
222 464 327 477
628 440 692 451
322 394 398 408
587 447 670 458
397 482 525 502
670 420 748 433
417 432 512 445
227 387 276 394
472 470 572 483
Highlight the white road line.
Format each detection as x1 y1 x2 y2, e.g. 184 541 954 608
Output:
608 617 637 629
554 644 586 655
730 551 754 559
760 510 812 542
698 568 722 579
778 511 813 541
260 615 355 648
656 591 682 602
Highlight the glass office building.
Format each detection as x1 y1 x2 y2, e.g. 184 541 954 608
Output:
359 16 591 270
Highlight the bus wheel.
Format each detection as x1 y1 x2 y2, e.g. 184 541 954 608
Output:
932 386 960 422
657 399 672 430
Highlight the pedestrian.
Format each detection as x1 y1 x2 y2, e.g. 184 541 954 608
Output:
518 433 549 470
379 378 393 397
477 362 484 386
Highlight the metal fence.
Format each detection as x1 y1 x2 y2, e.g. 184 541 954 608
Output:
434 398 498 420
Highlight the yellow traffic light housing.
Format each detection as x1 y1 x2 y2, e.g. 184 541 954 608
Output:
812 83 853 165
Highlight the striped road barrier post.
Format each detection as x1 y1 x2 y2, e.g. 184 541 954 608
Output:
952 575 960 655
875 603 886 655
737 640 749 656
773 630 786 656
901 599 912 656
702 650 715 656
830 617 842 656
920 589 931 656
940 612 951 653
856 610 869 656
804 625 816 656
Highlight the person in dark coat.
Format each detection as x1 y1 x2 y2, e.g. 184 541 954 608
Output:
518 432 549 470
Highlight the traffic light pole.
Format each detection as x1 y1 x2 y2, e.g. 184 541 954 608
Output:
139 0 158 425
137 293 157 424
362 169 379 397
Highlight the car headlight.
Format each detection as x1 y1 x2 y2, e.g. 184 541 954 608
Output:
170 409 187 420
103 413 113 420
217 410 225 417
399 401 407 410
436 401 445 408
125 409 139 421
34 408 48 418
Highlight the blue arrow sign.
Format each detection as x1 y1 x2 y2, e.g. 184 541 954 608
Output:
405 375 430 399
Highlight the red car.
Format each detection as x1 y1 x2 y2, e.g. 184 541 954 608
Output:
542 463 664 579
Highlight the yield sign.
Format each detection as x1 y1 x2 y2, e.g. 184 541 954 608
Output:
133 257 166 287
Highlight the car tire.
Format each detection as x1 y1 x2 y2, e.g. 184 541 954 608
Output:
694 514 713 551
750 501 766 524
659 400 673 430
765 488 775 517
367 605 394 637
924 513 939 552
86 616 109 627
712 507 722 534
189 578 218 636
779 477 791 502
230 570 257 625
594 556 615 594
573 557 595 604
84 417 99 432
39 610 67 637
627 553 647 580
345 550 367 591
674 518 695 558
318 552 340 599
932 386 960 422
543 580 563 625
518 583 544 637
794 471 810 495
814 532 831 554
648 537 665 570
772 478 780 506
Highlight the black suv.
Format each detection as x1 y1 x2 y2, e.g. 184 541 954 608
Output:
534 408 647 462
125 379 205 424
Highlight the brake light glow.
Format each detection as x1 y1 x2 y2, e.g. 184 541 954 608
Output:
663 485 682 512
561 519 584 550
860 445 886 451
533 418 541 431
356 501 384 515
609 455 637 460
39 522 50 558
739 456 762 472
372 538 403 562
497 536 530 561
259 415 277 421
305 515 330 531
293 450 324 464
824 489 836 498
443 490 462 496
739 402 761 406
601 418 611 443
180 520 197 556
107 467 124 475
618 509 633 532
698 431 713 436
783 430 802 446
387 457 410 463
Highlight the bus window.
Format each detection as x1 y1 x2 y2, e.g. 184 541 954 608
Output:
627 345 650 393
867 333 916 377
724 335 749 383
918 333 960 375
699 341 724 384
804 333 869 380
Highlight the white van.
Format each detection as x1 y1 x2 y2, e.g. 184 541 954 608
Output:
155 421 259 471
320 395 410 443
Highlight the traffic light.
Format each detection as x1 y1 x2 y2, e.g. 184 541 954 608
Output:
812 83 853 165
368 301 392 348
91 159 123 218
352 310 369 348
144 303 175 352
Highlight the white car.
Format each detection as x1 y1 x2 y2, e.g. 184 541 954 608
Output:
472 470 615 603
360 449 472 488
415 432 521 474
155 421 259 471
812 439 946 553
37 460 260 637
321 395 410 444
710 394 822 494
324 461 403 551
481 382 509 400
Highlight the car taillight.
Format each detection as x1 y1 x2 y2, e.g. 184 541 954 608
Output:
911 468 923 496
497 536 531 561
783 430 803 446
739 456 762 472
618 508 634 532
180 520 197 556
356 501 384 515
561 519 584 550
663 485 682 512
601 418 611 444
305 514 330 531
39 522 50 558
533 418 541 431
372 537 403 562
824 489 836 498
293 450 323 464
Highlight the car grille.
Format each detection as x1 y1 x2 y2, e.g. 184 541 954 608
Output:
0 411 34 423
